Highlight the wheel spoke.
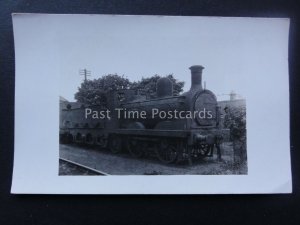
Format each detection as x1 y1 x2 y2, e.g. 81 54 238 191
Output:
156 140 178 164
127 138 143 158
110 136 122 153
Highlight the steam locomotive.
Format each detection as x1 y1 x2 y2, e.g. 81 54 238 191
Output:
60 65 229 164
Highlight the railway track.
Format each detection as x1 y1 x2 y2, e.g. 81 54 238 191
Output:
59 157 109 175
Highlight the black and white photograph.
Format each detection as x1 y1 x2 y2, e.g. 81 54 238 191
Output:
58 15 248 176
59 66 247 175
12 14 290 194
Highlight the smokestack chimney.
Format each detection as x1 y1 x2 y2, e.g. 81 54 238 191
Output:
189 65 204 90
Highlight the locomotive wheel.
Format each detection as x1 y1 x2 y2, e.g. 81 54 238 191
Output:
75 133 83 144
197 144 211 157
85 133 94 145
66 133 73 144
109 136 122 154
60 133 73 144
96 135 107 148
127 138 144 158
156 140 178 164
59 134 66 144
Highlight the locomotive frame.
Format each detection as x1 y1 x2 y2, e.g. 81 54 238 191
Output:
60 65 229 164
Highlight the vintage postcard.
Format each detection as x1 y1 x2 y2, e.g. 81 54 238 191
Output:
12 14 291 194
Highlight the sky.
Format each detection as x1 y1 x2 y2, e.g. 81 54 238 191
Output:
56 15 289 102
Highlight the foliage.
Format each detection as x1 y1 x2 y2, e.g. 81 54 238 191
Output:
223 105 247 167
75 73 184 104
74 74 131 105
131 74 184 97
224 105 246 139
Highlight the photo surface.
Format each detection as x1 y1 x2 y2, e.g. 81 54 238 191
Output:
12 14 291 194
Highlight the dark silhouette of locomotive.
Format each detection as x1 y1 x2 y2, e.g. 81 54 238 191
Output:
60 65 229 164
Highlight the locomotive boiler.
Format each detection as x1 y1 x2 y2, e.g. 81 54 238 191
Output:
60 65 228 164
120 66 219 128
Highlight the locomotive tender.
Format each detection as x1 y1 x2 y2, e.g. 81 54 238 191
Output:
60 65 229 164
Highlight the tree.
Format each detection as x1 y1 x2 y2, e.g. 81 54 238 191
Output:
224 105 247 173
74 74 131 105
74 73 184 105
131 74 184 96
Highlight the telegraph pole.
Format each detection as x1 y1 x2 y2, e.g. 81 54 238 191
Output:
79 68 91 81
